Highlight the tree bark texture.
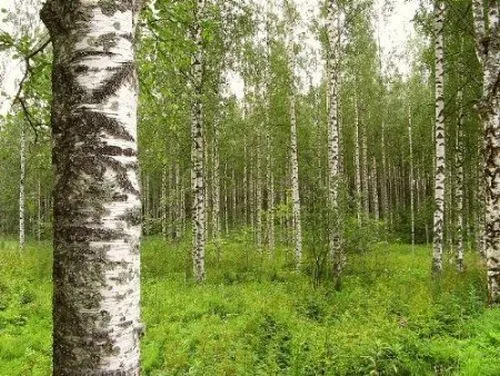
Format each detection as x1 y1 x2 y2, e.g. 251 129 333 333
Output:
41 1 144 374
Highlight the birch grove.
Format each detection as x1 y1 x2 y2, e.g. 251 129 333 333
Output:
2 3 500 373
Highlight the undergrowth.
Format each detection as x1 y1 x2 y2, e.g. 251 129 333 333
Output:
0 236 499 375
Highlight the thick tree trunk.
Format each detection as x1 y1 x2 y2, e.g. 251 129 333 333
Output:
19 124 25 249
432 0 446 273
191 0 206 282
41 1 143 373
471 0 500 303
266 130 275 254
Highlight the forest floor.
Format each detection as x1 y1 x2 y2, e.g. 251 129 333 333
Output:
0 236 499 375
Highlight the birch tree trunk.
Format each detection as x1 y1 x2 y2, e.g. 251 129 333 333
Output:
173 162 181 240
41 1 143 373
409 108 415 248
243 139 248 226
287 33 302 266
231 168 237 228
432 0 446 273
361 118 370 218
265 18 274 254
161 167 168 239
19 124 25 249
326 0 343 284
472 0 500 303
371 157 379 220
256 125 263 251
456 90 465 272
380 121 389 220
266 114 275 254
212 112 221 254
354 95 362 225
37 177 42 241
191 0 206 282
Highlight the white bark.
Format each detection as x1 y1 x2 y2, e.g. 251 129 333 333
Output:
37 176 41 242
161 167 168 239
472 0 500 303
41 1 143 373
327 0 342 282
456 90 465 272
432 0 446 273
19 124 25 249
361 115 370 218
256 129 263 251
380 121 389 220
354 95 362 225
266 130 275 254
371 157 379 221
409 108 415 248
211 110 221 252
287 32 302 266
191 0 206 282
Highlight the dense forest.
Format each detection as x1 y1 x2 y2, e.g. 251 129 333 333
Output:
0 0 499 374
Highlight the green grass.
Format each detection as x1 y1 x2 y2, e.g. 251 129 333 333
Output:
0 236 499 375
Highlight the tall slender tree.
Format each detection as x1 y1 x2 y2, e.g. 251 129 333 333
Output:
191 0 206 282
455 89 465 272
327 0 342 284
19 123 25 249
409 107 415 248
432 0 446 273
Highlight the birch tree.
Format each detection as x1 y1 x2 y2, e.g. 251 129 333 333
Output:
327 0 342 284
456 89 465 272
471 0 500 303
408 108 415 248
19 123 25 249
191 0 206 282
285 1 302 266
432 0 446 273
41 0 144 373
